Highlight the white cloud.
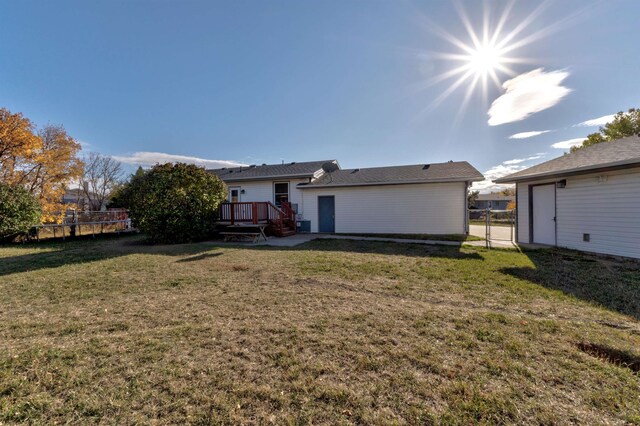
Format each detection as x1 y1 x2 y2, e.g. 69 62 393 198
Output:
488 68 572 126
509 130 551 139
502 154 544 165
112 151 247 169
550 138 585 149
472 154 545 192
574 114 616 127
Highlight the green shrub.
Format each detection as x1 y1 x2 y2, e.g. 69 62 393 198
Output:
119 163 226 243
0 183 41 242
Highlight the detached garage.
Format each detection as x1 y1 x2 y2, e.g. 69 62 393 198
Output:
298 162 484 235
495 136 640 259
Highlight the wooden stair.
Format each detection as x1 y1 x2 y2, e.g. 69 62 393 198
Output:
266 201 297 237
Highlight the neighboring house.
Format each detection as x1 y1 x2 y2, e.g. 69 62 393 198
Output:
210 159 484 235
495 135 640 259
62 189 107 211
473 194 514 210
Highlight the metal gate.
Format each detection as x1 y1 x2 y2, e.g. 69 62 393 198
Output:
468 208 515 248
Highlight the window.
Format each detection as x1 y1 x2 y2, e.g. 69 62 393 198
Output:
274 182 289 207
229 187 240 203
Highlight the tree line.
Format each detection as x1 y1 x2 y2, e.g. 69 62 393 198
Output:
1 106 227 244
0 107 124 240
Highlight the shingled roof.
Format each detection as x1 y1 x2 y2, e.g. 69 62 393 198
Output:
494 136 640 183
209 160 336 181
298 161 483 188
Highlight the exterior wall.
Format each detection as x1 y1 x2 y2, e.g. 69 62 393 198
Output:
301 182 467 234
225 178 309 215
516 167 640 259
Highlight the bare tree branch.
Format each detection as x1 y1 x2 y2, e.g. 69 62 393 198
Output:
79 153 124 210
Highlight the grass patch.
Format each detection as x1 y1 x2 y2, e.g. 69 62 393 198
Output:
0 236 639 423
335 233 484 242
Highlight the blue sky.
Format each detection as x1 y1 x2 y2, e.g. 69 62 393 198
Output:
1 0 638 190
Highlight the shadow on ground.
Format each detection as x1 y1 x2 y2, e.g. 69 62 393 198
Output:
501 248 640 320
0 234 221 277
241 238 485 261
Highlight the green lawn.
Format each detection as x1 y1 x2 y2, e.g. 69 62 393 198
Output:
1 236 639 424
336 233 484 242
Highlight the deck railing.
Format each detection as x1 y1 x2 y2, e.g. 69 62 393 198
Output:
219 201 295 226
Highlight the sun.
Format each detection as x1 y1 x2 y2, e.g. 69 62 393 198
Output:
418 1 554 112
467 43 503 77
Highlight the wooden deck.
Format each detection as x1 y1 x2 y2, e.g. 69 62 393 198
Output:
218 202 296 237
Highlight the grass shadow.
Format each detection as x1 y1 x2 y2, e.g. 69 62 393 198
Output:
500 249 640 320
0 235 219 277
176 252 223 263
239 238 485 260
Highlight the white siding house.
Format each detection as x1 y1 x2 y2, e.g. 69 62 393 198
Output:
301 182 467 234
210 159 484 236
496 136 640 259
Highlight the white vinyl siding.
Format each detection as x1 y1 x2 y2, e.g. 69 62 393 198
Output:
224 179 307 215
516 167 640 259
301 182 466 234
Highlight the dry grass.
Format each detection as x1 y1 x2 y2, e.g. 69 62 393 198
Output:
335 233 484 242
1 236 639 424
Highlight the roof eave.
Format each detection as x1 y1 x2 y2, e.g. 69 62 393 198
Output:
298 176 484 189
215 173 319 182
494 158 640 184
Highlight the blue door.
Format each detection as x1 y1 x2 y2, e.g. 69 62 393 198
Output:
318 196 335 233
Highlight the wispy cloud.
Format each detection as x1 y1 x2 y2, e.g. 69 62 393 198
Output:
472 154 545 192
574 114 616 127
112 152 247 169
508 130 551 139
550 138 585 149
488 68 572 126
502 154 545 165
77 140 91 149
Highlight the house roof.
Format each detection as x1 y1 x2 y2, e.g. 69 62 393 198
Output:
209 160 336 181
495 136 640 183
476 194 514 201
298 161 484 188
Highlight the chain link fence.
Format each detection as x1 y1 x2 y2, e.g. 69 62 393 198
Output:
469 208 516 248
29 209 133 241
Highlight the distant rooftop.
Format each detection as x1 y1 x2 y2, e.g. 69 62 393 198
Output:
495 135 640 183
476 194 514 201
209 160 337 181
299 161 484 188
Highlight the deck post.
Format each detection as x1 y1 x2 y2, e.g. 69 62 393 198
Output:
252 203 258 224
230 204 235 225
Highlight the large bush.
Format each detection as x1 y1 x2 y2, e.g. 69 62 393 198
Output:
0 182 41 242
120 163 226 243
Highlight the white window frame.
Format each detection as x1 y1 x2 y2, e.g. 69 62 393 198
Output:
228 186 241 203
273 181 290 206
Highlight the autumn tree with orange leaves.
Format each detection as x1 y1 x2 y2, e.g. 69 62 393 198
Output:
0 108 84 222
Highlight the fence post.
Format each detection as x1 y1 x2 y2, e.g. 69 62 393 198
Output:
252 203 258 224
485 208 489 249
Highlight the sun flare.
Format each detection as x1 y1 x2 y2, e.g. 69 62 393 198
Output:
418 0 558 113
467 43 503 76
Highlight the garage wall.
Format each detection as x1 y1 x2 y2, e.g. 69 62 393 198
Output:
517 167 640 259
301 182 466 234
